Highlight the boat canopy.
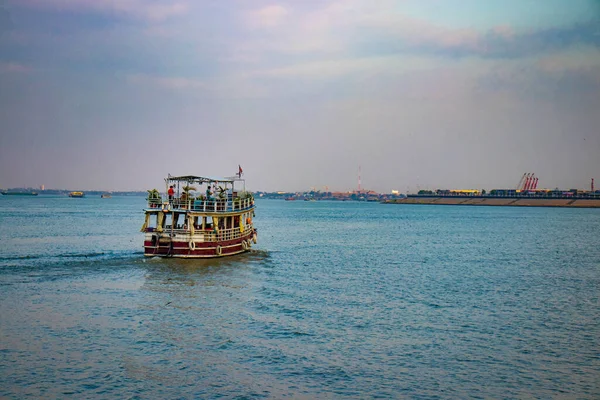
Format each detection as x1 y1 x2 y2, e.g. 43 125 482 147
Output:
166 175 241 184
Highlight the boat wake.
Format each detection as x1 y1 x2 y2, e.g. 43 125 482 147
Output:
0 250 144 269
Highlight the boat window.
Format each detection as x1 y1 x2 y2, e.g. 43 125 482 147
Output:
173 213 182 229
149 214 157 228
164 213 172 229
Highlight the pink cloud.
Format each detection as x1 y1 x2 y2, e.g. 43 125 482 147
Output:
239 1 590 61
239 2 482 58
246 4 290 29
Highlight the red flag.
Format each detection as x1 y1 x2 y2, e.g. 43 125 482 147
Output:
238 165 243 177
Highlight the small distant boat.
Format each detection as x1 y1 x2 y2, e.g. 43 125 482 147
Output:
69 191 85 198
101 193 112 198
304 198 316 201
1 191 38 196
285 197 296 201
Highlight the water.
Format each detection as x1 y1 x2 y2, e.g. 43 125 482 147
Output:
1 195 599 398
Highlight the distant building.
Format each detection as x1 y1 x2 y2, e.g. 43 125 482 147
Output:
449 189 481 195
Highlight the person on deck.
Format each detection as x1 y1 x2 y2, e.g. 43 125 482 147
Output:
168 186 175 204
181 192 187 202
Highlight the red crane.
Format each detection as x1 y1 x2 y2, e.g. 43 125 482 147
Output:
524 174 533 190
527 174 538 190
516 173 539 192
521 174 529 191
516 173 527 190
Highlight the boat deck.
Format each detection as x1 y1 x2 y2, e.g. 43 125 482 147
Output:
146 196 254 214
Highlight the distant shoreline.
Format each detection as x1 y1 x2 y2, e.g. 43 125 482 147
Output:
0 190 148 196
384 197 600 208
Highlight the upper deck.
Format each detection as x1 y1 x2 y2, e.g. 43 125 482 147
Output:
145 174 254 214
146 195 254 214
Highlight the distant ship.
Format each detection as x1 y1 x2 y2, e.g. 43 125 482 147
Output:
285 197 296 201
69 191 85 198
101 193 112 198
1 191 38 196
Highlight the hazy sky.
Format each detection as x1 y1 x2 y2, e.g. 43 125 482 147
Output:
1 0 599 192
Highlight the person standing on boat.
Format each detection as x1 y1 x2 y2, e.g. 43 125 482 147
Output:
168 185 175 204
180 191 188 209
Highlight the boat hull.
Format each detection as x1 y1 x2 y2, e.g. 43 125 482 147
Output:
143 230 257 258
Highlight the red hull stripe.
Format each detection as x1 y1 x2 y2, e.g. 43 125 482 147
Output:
143 233 256 258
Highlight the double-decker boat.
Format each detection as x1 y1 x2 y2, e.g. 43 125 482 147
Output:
69 191 85 198
141 174 257 258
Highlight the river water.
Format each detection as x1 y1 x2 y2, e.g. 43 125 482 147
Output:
1 195 599 398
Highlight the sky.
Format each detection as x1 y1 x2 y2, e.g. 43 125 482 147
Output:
0 0 599 193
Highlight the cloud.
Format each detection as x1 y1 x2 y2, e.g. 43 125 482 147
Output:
10 0 189 22
246 5 290 29
239 2 599 61
477 50 600 101
127 74 205 90
537 48 600 74
351 15 600 60
475 21 600 59
0 62 32 73
251 54 437 79
253 58 378 78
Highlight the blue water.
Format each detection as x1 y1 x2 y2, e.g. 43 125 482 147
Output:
1 195 599 398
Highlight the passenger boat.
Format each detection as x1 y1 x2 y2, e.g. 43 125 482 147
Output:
141 173 257 258
101 193 112 198
69 191 85 198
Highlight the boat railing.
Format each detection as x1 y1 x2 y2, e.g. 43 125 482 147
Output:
148 197 163 206
148 224 254 241
147 196 254 212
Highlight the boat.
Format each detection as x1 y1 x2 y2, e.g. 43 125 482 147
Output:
69 191 85 198
141 173 257 258
101 193 112 198
1 191 38 196
285 197 296 201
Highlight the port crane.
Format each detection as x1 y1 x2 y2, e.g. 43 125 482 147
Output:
516 173 539 191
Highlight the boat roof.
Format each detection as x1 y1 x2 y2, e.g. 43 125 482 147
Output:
166 175 242 184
